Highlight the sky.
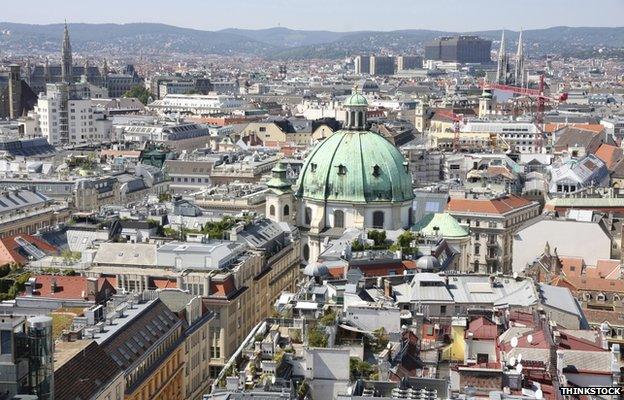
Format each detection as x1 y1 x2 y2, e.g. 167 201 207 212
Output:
3 0 623 32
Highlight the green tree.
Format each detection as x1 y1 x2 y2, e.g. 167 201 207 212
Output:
369 327 389 353
123 85 154 105
390 231 417 255
349 357 377 380
308 326 328 348
367 230 387 246
319 309 337 326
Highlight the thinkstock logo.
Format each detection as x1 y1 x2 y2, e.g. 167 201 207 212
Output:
559 387 622 396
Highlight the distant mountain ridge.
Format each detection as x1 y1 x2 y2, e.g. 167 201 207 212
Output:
1 22 623 59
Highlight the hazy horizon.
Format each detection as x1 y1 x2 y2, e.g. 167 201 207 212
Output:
2 0 623 32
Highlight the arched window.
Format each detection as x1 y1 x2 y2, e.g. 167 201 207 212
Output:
408 207 414 226
334 210 345 228
350 111 356 127
305 207 312 225
303 244 310 261
357 111 363 127
269 205 275 216
283 204 290 216
372 211 384 229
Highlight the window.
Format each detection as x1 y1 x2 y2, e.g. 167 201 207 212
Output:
337 164 347 175
372 165 381 177
372 211 384 229
440 305 447 315
304 207 312 225
334 210 345 228
303 244 310 261
474 244 480 255
259 126 266 132
0 331 11 355
283 204 290 216
310 163 317 172
269 205 275 216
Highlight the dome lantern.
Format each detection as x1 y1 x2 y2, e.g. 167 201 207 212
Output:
343 83 368 131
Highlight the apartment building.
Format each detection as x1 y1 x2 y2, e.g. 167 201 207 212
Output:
447 194 540 274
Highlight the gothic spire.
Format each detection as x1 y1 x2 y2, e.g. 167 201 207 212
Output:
61 21 73 83
496 29 509 84
514 29 525 87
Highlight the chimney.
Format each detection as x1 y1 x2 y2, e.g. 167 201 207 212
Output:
86 277 98 299
24 277 36 296
466 331 474 363
384 279 392 298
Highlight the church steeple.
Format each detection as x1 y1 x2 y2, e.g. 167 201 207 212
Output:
514 29 525 87
496 29 508 84
61 21 73 83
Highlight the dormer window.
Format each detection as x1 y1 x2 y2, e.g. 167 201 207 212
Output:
372 165 381 177
403 162 409 173
310 163 317 172
337 164 347 175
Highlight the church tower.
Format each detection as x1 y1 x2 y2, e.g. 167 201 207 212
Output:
514 29 525 87
61 22 73 83
478 89 494 118
414 100 429 134
495 30 509 84
265 162 294 224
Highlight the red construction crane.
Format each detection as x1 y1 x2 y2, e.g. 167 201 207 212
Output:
481 75 568 152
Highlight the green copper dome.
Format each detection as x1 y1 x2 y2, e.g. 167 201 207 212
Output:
343 92 368 107
295 130 414 203
412 213 468 238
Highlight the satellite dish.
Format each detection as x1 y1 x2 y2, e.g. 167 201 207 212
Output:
517 354 522 363
516 364 523 373
535 389 543 399
527 334 533 344
509 356 516 366
511 336 518 348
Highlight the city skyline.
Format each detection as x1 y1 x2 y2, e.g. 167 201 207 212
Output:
2 0 623 32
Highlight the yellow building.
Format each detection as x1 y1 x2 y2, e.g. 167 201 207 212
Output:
442 317 466 362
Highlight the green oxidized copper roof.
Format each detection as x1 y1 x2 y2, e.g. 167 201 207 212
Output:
295 130 414 203
412 213 468 238
267 162 292 194
344 92 368 107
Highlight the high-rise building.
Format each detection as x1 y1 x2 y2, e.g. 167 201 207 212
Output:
424 36 492 64
397 55 423 71
370 55 395 75
354 55 371 74
34 83 113 146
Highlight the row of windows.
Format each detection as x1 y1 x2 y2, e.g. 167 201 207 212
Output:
269 204 290 217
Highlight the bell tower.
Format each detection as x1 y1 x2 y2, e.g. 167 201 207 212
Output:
265 162 294 224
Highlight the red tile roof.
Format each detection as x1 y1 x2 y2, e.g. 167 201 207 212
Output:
594 143 623 170
210 275 236 297
447 195 533 215
466 317 498 340
0 235 58 266
27 276 90 300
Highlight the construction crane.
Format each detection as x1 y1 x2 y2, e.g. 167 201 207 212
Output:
482 75 568 153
